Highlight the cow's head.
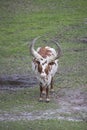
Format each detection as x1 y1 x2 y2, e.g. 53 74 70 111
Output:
33 56 55 79
30 36 62 79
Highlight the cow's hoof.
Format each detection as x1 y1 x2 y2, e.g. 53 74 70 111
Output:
50 89 54 93
46 98 50 103
39 98 43 102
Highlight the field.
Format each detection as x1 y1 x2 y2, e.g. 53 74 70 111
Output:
0 0 87 130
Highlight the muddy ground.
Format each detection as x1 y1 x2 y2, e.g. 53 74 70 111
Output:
0 75 87 122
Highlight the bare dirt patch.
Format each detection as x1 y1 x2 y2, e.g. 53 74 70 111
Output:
53 86 87 121
78 37 87 43
0 75 87 122
0 74 38 91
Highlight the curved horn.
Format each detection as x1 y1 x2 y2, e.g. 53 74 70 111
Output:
48 40 62 62
30 36 43 60
53 40 62 59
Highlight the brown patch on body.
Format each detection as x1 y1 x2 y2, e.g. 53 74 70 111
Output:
38 47 52 58
33 59 42 73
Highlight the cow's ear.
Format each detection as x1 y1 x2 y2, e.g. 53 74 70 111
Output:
49 62 55 65
33 59 40 64
36 60 40 64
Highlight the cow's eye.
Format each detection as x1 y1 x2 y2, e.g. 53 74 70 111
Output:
41 58 43 61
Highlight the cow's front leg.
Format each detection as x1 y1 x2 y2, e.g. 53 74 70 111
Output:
39 83 43 102
50 77 54 92
42 86 46 95
46 86 50 102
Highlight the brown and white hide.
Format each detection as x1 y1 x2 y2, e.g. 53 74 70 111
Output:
30 37 62 102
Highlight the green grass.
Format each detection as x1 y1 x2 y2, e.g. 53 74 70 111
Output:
0 87 58 113
0 120 87 130
0 0 87 75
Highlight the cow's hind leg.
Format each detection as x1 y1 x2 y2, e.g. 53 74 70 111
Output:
39 83 43 102
50 77 54 92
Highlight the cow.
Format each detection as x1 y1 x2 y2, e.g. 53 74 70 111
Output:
30 36 62 102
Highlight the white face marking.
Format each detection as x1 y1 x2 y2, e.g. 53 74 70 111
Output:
39 59 48 77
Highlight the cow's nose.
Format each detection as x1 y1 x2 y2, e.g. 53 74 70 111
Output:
41 72 46 78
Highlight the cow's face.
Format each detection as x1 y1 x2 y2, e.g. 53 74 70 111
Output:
33 58 55 79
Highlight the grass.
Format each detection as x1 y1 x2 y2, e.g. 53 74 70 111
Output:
0 0 87 129
0 86 86 113
0 87 58 113
0 120 87 130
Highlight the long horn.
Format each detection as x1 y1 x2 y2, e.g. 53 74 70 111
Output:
30 36 43 60
48 40 62 62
